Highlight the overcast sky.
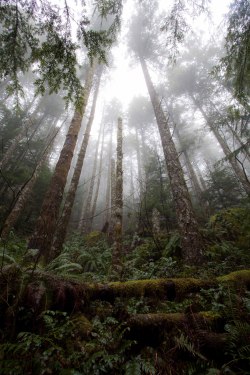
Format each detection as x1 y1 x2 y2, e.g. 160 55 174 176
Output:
97 0 230 107
90 0 231 135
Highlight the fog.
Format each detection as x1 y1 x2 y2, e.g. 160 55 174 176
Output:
0 0 249 241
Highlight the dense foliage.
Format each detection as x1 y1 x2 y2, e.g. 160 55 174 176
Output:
1 207 250 374
0 0 250 374
0 0 122 108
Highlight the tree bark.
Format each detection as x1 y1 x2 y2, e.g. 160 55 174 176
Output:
112 117 123 274
28 63 95 261
89 123 105 231
135 128 144 195
51 69 102 258
194 162 207 191
174 126 203 202
109 157 116 238
80 119 102 234
103 131 113 224
140 56 204 264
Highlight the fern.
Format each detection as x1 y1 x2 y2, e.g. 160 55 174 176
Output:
52 263 83 274
163 232 181 257
225 321 250 356
0 252 16 264
140 358 156 374
175 333 207 361
125 356 155 375
125 359 141 375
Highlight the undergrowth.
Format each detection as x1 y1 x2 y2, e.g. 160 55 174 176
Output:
0 207 250 374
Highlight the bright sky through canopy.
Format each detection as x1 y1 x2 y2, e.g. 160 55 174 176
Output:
100 0 231 108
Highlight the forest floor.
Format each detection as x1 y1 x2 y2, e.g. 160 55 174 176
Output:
0 207 250 374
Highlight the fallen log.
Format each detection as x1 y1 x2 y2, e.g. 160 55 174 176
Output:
1 266 250 314
125 312 228 355
86 269 250 302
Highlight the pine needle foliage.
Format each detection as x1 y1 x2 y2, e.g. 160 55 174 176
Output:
0 0 122 108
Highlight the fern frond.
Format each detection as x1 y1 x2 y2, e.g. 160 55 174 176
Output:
238 344 250 358
175 333 207 361
125 359 141 375
52 263 83 274
0 252 16 264
141 359 156 374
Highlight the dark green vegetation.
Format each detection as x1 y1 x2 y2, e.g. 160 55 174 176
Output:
1 207 250 374
0 0 250 373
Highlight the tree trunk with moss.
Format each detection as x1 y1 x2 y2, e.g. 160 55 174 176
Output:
28 63 95 261
140 56 204 264
112 118 123 274
192 96 250 196
51 69 102 259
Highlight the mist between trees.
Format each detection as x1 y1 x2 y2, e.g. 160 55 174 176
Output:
0 1 250 374
1 0 249 260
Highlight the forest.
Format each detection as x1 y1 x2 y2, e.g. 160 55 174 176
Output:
0 0 250 374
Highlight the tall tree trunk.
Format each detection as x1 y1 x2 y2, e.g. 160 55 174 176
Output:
129 158 135 207
191 96 250 196
89 124 105 231
112 117 123 274
194 162 207 191
140 56 203 264
103 131 113 225
109 157 116 239
28 63 95 261
152 207 161 236
80 119 102 234
174 126 203 201
51 69 102 258
135 128 144 195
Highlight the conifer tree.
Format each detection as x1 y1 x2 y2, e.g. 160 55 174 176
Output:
128 2 204 263
112 117 123 273
51 67 103 258
28 64 95 261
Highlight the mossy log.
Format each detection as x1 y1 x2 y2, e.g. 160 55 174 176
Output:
126 312 228 354
128 311 221 328
87 269 250 302
1 267 250 316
